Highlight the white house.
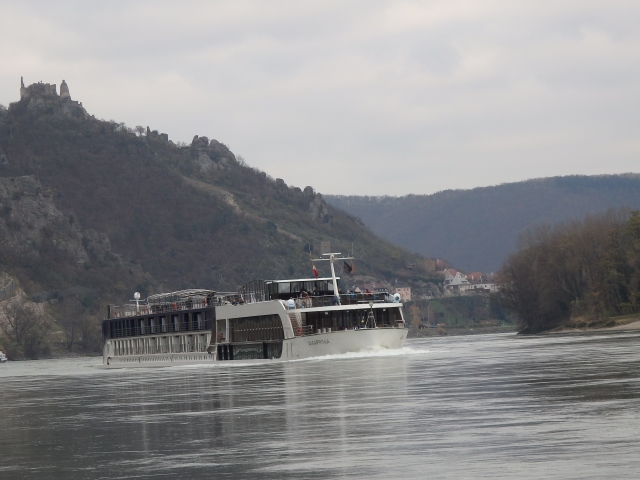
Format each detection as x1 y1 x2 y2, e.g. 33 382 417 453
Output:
443 269 497 296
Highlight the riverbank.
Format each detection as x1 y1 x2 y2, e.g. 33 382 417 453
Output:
408 325 517 338
545 313 640 334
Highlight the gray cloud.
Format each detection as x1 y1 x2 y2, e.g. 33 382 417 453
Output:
1 0 638 195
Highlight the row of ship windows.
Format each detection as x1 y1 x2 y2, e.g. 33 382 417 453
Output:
105 315 210 339
111 355 211 363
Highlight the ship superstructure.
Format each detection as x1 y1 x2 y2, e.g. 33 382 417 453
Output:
102 255 407 367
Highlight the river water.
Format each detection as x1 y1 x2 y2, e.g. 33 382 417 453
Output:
1 332 640 479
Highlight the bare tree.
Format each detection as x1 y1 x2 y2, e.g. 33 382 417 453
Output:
0 297 50 357
409 304 422 328
425 302 435 325
79 314 102 353
54 297 102 353
54 300 82 351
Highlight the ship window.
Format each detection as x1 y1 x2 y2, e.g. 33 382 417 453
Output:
291 282 306 293
229 315 283 343
194 312 203 330
304 307 401 331
232 343 264 360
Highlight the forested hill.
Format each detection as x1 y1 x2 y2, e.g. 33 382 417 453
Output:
0 83 426 308
326 175 640 272
499 210 640 333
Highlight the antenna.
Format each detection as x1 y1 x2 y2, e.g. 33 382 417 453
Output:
132 292 141 313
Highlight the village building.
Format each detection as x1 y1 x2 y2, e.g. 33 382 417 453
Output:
443 268 469 293
394 286 412 302
443 269 497 296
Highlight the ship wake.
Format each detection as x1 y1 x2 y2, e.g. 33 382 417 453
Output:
290 346 430 363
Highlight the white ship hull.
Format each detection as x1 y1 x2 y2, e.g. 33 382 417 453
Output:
103 266 408 368
282 327 407 360
104 327 407 368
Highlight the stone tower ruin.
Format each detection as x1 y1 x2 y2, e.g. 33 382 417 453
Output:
60 80 70 100
20 77 27 99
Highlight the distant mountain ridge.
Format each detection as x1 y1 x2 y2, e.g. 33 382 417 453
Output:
326 174 640 272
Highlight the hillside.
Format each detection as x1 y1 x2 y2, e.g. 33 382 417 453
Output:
326 175 640 272
0 80 428 357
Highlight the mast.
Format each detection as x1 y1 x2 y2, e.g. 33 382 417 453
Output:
311 252 353 306
328 253 339 302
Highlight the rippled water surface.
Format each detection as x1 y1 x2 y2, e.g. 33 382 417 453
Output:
1 332 640 479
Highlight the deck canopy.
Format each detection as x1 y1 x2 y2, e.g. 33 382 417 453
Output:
146 289 217 305
240 278 339 303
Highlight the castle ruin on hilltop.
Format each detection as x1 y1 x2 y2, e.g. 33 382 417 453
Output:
14 77 172 138
17 77 88 119
20 77 72 101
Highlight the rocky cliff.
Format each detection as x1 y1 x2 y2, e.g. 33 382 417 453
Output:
0 176 110 264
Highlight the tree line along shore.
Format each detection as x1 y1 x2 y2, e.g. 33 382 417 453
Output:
498 209 640 333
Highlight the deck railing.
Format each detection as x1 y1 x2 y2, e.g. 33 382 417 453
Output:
112 342 208 356
110 320 212 339
296 325 315 336
110 297 222 318
291 293 395 309
110 292 397 315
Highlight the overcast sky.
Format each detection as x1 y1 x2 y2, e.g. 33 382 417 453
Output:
1 1 638 196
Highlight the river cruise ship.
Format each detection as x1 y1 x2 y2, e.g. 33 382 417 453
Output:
102 254 407 367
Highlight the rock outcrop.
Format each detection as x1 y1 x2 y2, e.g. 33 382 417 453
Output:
0 176 113 264
309 194 332 223
191 135 236 173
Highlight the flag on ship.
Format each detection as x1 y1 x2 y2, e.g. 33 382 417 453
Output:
312 263 319 278
343 261 354 274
